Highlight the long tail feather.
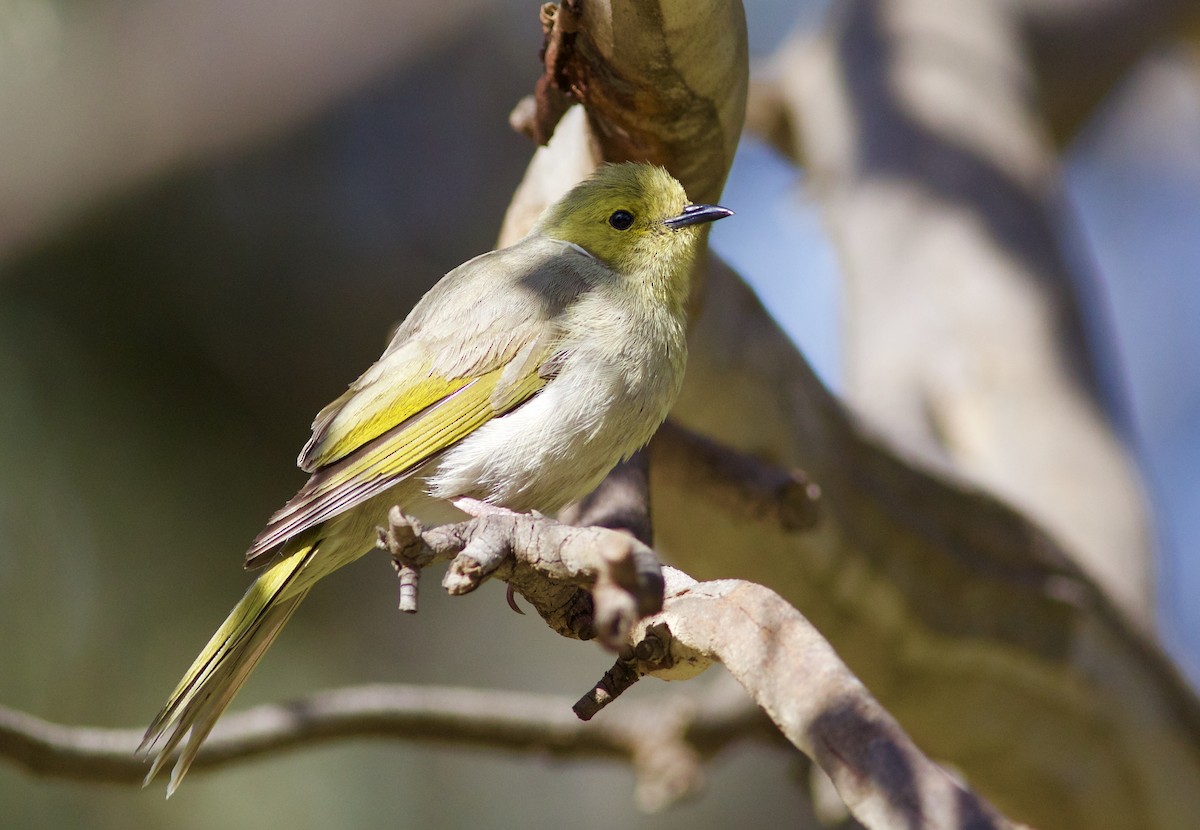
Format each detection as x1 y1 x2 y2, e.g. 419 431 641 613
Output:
140 544 315 794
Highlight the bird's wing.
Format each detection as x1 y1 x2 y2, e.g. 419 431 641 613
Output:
298 240 586 471
245 241 589 567
244 359 550 566
296 350 474 473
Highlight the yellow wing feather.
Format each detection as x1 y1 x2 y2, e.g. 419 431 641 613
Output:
300 372 471 471
244 362 550 566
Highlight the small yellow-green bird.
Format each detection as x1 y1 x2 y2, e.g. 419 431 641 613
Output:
140 162 731 794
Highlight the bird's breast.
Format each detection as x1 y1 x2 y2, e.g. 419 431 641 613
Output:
428 302 685 513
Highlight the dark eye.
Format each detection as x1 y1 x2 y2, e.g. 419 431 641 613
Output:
608 210 635 231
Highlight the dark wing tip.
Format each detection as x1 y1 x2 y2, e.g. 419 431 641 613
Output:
244 538 279 570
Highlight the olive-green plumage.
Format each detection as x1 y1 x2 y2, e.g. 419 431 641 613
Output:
140 163 731 794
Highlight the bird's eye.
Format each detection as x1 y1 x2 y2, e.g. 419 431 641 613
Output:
608 210 635 231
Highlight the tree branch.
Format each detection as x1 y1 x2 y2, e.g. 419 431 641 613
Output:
633 572 1030 830
381 508 665 648
2 504 1031 827
0 682 767 813
380 501 1042 828
652 420 822 533
779 0 1154 626
499 0 750 621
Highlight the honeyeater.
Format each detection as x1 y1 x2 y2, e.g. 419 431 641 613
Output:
140 162 732 794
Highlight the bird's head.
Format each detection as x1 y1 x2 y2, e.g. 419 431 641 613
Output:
535 163 732 306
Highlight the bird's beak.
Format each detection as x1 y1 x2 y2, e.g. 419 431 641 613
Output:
664 203 734 230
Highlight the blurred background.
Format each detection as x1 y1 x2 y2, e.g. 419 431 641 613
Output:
0 0 1196 827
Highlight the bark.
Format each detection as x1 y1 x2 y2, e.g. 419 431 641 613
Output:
0 682 766 813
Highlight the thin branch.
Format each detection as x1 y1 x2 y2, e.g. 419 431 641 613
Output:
381 508 665 648
0 682 768 806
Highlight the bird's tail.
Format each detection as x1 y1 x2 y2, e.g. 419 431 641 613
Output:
139 542 316 796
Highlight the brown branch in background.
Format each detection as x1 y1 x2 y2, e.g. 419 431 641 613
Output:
1015 0 1200 143
653 420 822 533
0 683 769 812
743 74 797 161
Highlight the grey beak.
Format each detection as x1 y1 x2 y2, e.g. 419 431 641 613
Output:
664 203 734 230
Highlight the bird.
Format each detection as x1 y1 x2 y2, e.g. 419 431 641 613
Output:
139 162 732 794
